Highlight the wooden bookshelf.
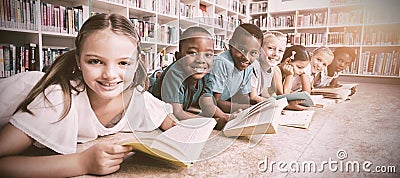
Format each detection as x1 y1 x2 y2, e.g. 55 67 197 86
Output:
247 0 400 79
0 0 248 77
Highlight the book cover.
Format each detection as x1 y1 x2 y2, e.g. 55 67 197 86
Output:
274 91 316 107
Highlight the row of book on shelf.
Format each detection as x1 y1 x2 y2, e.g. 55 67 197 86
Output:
129 17 177 44
40 3 88 35
0 0 38 30
278 32 359 47
345 50 400 76
215 0 246 15
0 43 39 78
130 84 359 167
0 43 180 78
249 1 268 14
0 0 89 34
104 0 154 11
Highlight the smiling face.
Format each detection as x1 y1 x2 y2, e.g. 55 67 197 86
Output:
330 52 353 72
310 52 334 74
289 60 310 75
230 36 261 71
78 29 138 101
260 37 286 68
178 34 214 80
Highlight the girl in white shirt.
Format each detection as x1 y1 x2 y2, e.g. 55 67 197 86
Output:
276 45 311 94
0 13 176 177
314 47 356 88
291 47 334 92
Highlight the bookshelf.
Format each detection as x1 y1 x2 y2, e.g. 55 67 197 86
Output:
248 0 400 80
0 0 247 77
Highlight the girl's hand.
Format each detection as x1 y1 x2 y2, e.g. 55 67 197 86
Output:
282 64 294 76
285 100 309 111
159 114 177 131
79 143 132 175
349 86 357 96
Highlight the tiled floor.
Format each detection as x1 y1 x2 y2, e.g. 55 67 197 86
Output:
78 83 400 177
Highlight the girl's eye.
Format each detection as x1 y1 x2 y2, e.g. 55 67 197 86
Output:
88 59 102 64
268 46 274 50
119 61 131 66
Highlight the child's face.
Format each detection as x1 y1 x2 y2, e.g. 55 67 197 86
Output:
289 60 310 76
310 52 333 74
230 36 261 71
179 35 214 80
261 37 286 67
78 29 138 100
330 52 353 72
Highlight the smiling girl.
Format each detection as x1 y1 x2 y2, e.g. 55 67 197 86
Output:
0 13 175 177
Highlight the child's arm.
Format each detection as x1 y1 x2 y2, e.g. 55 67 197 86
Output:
249 87 266 104
214 93 250 113
169 103 200 120
285 100 309 111
0 124 132 177
300 73 312 93
328 77 340 88
281 64 294 94
159 114 177 130
199 96 233 130
273 66 284 95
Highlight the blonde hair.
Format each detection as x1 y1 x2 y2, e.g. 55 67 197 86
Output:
312 46 334 57
312 46 334 64
263 31 287 46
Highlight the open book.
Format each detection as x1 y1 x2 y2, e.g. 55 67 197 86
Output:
279 110 315 129
122 117 216 167
274 91 316 107
223 97 288 137
311 83 358 102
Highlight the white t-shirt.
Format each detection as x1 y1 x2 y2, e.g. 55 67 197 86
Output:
0 71 172 154
250 60 274 97
291 64 314 92
314 67 340 87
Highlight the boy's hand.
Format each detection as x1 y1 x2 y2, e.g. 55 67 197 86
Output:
349 86 357 96
160 114 177 131
79 143 132 175
285 100 309 111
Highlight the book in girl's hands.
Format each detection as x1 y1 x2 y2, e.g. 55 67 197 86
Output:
279 110 315 129
274 91 316 107
122 117 216 167
223 97 288 137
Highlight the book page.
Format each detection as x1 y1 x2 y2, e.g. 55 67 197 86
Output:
150 117 216 163
340 83 358 90
279 110 315 129
223 98 288 136
223 98 276 130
